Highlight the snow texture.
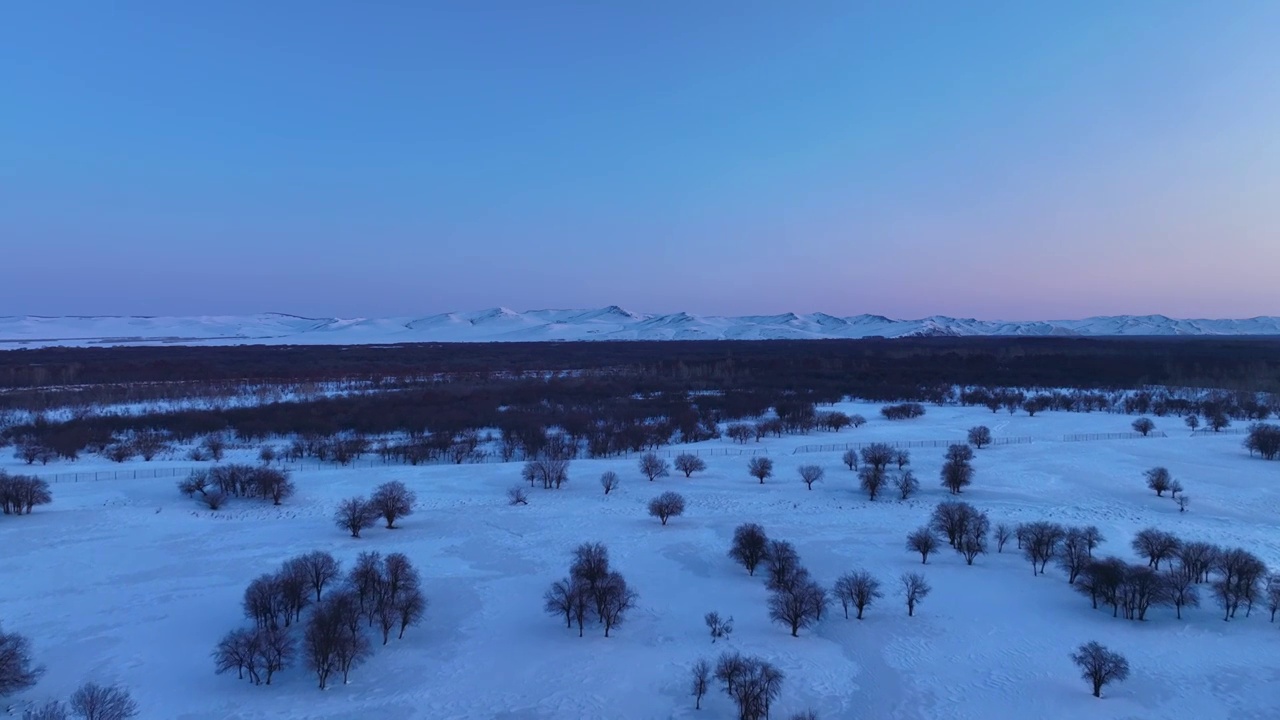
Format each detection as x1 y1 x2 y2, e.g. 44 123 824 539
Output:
3 404 1279 718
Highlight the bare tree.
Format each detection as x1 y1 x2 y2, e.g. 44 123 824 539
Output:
298 550 341 602
894 450 911 470
334 496 377 538
1266 574 1280 622
674 453 706 478
68 683 138 720
0 625 44 697
907 527 940 564
370 481 416 529
507 485 529 506
747 457 774 484
1021 521 1067 575
1176 541 1218 583
705 611 734 643
1131 528 1181 570
768 579 828 636
930 500 978 548
648 491 686 525
958 512 990 565
1131 417 1156 436
718 653 785 720
729 523 770 576
600 471 620 495
798 465 824 490
850 414 867 428
940 458 974 494
894 471 919 500
544 578 579 630
968 426 992 448
598 572 637 637
1164 566 1200 619
1176 495 1190 513
639 452 670 482
1057 528 1092 583
789 712 819 720
691 658 711 710
833 571 881 619
841 449 858 470
1213 547 1267 621
994 523 1013 553
303 600 340 689
1081 526 1105 558
394 586 427 640
901 572 931 616
1070 641 1129 698
764 540 803 592
1185 414 1200 432
213 628 256 682
243 573 284 631
858 466 887 500
945 443 974 464
347 551 384 617
1144 467 1172 497
860 443 895 472
277 559 312 625
524 455 571 490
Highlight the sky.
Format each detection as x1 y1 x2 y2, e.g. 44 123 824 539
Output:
2 1 1278 320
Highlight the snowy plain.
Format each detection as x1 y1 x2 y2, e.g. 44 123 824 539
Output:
2 404 1278 719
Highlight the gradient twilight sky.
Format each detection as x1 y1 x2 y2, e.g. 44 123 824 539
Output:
2 2 1278 320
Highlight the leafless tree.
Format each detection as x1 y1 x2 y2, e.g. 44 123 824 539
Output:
1185 414 1200 432
789 712 819 720
674 453 706 478
213 627 256 682
544 578 579 630
901 572 931 616
1131 417 1156 436
1265 574 1280 622
1131 528 1181 570
243 573 285 630
1176 495 1190 513
726 423 754 444
850 414 867 428
648 491 686 525
717 653 785 720
930 500 978 548
68 683 138 720
1164 566 1200 619
1214 547 1267 620
705 611 734 643
958 512 990 565
298 551 341 602
858 466 887 500
1144 467 1172 497
968 426 992 448
1021 521 1067 575
906 527 940 564
894 470 919 500
945 443 974 464
0 474 52 515
940 458 974 494
841 449 858 471
639 452 670 482
691 658 711 710
303 601 340 689
598 572 637 637
764 540 803 592
347 551 384 617
1057 528 1092 583
748 457 774 484
370 481 416 528
259 446 277 464
1081 526 1105 558
894 450 911 470
994 523 1013 553
394 587 426 640
524 456 571 490
202 435 227 462
507 485 529 506
769 579 828 636
798 465 824 490
277 559 312 625
1176 541 1218 583
1075 557 1127 614
1070 641 1129 698
729 523 770 576
334 496 377 538
0 625 43 697
599 471 620 495
833 570 881 619
860 443 895 472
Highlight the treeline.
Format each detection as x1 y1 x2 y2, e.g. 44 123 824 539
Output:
5 336 1280 391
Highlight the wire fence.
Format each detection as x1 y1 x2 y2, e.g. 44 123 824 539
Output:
1190 427 1251 437
1061 431 1168 442
792 437 1034 455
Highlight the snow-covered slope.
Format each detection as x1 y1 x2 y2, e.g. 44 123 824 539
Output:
2 309 1279 347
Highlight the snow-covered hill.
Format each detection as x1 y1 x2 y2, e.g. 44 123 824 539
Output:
2 308 1279 347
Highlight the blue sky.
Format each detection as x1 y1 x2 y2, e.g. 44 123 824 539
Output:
2 1 1278 319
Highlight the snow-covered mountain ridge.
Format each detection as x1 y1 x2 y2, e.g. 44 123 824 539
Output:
2 308 1279 347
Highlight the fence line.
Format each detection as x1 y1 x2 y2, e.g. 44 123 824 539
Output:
1190 427 1250 437
1061 431 1168 442
792 436 1034 455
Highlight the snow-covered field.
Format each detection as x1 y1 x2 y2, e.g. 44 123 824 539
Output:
3 404 1278 719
